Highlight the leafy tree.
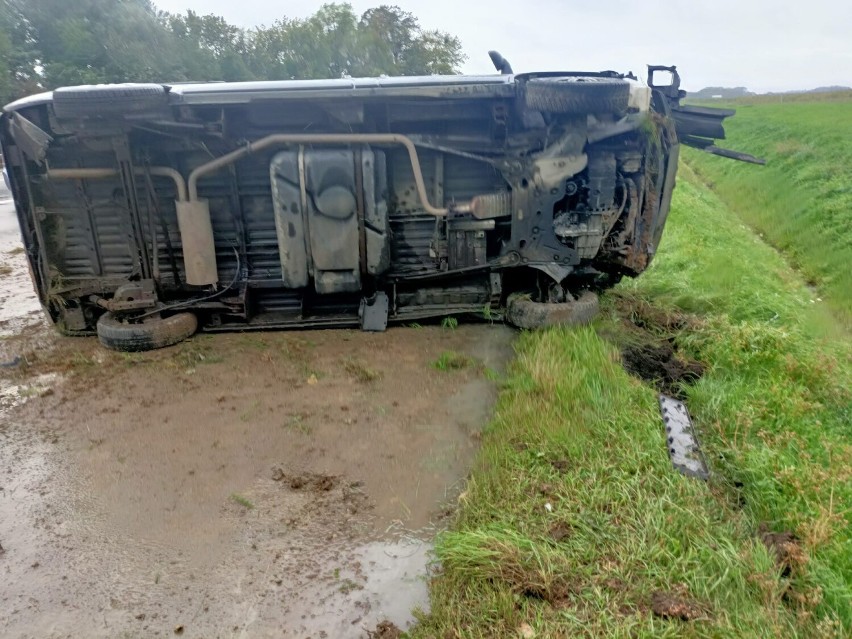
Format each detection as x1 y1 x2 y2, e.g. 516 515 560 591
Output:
162 10 254 81
358 6 462 76
360 6 419 74
18 0 188 86
246 4 465 79
403 29 465 75
0 0 465 105
0 0 40 104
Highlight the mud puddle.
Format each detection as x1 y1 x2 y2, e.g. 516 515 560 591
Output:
0 223 514 638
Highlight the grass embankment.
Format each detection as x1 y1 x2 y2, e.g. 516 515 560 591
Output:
414 172 851 637
684 92 852 329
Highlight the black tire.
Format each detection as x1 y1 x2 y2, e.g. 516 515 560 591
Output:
52 84 168 119
506 291 599 330
97 312 197 352
524 77 630 115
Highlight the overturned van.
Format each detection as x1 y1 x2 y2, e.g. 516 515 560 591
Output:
0 56 760 351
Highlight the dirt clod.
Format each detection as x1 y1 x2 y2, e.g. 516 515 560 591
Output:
650 590 704 621
759 526 806 577
536 483 554 496
272 468 339 492
518 622 536 638
521 577 575 605
605 578 626 593
548 522 572 543
621 343 703 396
366 619 402 638
550 459 570 473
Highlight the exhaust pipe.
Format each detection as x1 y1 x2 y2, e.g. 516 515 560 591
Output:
46 165 218 286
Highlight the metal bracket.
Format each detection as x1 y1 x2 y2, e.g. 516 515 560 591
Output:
8 113 53 165
105 280 158 312
659 395 709 480
359 292 389 332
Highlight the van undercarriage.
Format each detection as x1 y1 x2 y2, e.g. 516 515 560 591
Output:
1 60 760 350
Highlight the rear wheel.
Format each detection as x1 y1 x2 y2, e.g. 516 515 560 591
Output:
506 291 599 329
97 312 197 352
524 77 630 115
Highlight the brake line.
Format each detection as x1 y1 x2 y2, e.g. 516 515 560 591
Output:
132 247 241 320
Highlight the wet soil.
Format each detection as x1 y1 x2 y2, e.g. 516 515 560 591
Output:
0 193 514 638
612 294 705 397
621 342 704 396
366 620 402 638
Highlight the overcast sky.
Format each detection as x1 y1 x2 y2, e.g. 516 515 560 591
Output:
152 0 851 93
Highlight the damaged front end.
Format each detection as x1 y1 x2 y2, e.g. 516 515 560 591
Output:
0 58 759 350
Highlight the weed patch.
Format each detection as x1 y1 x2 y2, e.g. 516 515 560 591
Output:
432 350 475 371
436 529 579 606
282 412 312 434
441 316 458 330
229 493 254 510
342 358 381 383
169 342 224 369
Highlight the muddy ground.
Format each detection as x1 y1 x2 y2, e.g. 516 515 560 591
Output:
0 190 514 638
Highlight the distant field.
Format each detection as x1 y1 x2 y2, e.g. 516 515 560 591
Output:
415 172 851 637
692 90 852 105
684 92 852 329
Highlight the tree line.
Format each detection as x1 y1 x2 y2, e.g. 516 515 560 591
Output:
0 0 465 105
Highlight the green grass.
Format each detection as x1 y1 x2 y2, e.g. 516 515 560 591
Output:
433 350 476 371
442 316 460 330
414 173 850 637
683 93 852 329
229 493 255 510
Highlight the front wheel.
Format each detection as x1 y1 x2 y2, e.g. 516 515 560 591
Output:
96 312 198 352
506 291 599 329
